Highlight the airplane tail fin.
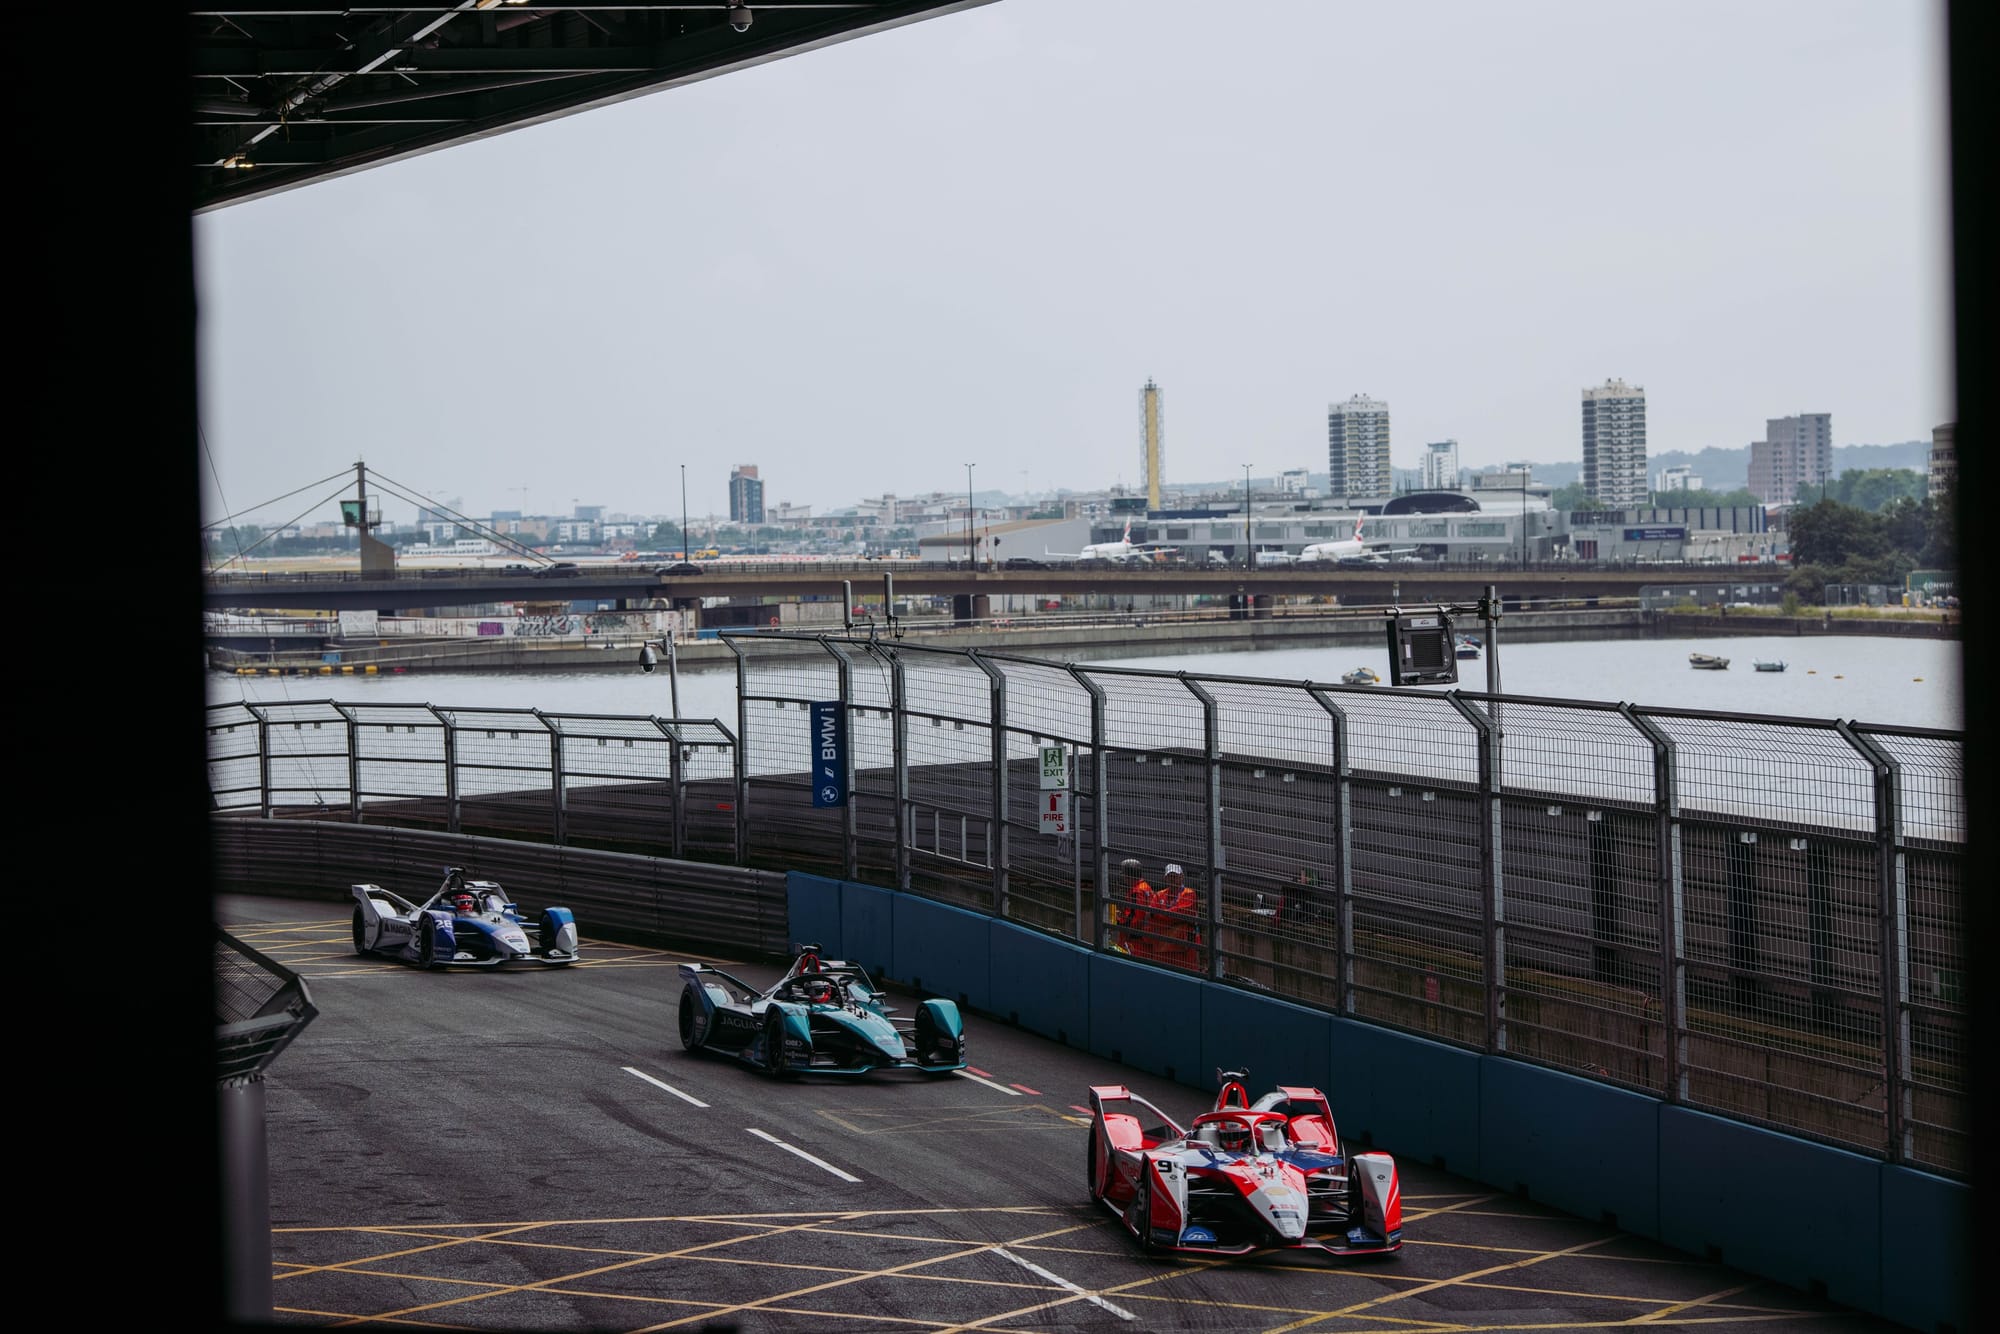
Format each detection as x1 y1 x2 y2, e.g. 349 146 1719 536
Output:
1354 514 1365 542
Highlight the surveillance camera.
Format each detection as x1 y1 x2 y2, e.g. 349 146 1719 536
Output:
638 643 658 673
727 4 752 33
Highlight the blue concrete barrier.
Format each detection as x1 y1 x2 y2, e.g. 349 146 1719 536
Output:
1659 1107 1882 1315
1086 953 1203 1082
1878 1165 1967 1334
1479 1058 1660 1238
988 921 1092 1048
1328 1017 1482 1176
801 872 1963 1327
892 894 992 1012
785 873 843 958
1200 982 1334 1097
838 880 896 982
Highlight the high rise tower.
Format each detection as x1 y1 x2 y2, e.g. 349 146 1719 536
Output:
1580 379 1648 507
1327 394 1391 501
728 464 764 524
1421 440 1460 491
1747 413 1833 504
1140 379 1164 511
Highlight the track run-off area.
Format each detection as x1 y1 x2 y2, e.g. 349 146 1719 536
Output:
222 896 1901 1333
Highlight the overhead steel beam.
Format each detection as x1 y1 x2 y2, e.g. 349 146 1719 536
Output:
193 2 998 211
195 48 660 77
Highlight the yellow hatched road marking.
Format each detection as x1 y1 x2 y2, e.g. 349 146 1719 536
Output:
1260 1236 1626 1334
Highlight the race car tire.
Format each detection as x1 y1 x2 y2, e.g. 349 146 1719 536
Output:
419 915 439 969
761 1009 791 1078
678 991 700 1051
351 908 367 956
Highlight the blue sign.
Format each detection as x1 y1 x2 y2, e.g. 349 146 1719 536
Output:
1624 526 1688 541
809 701 847 808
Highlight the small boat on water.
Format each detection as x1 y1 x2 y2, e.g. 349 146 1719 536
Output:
1754 659 1788 672
1689 653 1730 671
1341 667 1380 686
1454 635 1481 660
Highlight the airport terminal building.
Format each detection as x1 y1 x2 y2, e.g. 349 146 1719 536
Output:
1076 491 1778 566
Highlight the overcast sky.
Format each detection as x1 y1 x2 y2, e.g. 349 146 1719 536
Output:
194 0 1951 527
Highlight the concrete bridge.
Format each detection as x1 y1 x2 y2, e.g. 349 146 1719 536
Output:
203 558 1755 613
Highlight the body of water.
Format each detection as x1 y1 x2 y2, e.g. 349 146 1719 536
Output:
206 631 1963 733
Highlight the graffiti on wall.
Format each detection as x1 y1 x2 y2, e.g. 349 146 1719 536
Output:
514 616 583 637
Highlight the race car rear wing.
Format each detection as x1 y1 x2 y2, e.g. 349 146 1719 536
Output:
1250 1085 1340 1152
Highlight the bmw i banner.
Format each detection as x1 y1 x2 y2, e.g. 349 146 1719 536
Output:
810 701 848 807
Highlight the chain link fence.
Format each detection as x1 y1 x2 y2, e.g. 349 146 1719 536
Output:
205 631 1966 1175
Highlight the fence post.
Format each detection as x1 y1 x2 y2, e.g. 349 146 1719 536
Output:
970 650 1010 918
330 702 362 822
822 637 858 883
1068 665 1110 951
891 648 910 891
1182 674 1224 981
538 709 565 847
1623 705 1686 1102
654 718 684 858
1446 692 1506 1053
1838 722 1910 1163
430 705 459 834
725 636 750 862
1305 686 1355 1015
248 704 272 819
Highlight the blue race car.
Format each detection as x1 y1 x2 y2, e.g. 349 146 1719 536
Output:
677 945 965 1076
351 866 579 968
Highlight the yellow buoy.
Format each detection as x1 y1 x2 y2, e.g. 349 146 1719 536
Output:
363 664 378 675
1913 677 1924 682
1833 674 1843 679
340 665 354 674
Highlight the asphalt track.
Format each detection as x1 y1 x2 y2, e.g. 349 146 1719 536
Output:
220 895 1903 1333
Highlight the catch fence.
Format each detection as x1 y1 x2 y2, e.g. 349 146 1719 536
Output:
204 631 1966 1176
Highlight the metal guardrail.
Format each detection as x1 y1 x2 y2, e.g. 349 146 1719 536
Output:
208 816 791 959
203 635 1966 1176
216 927 318 1083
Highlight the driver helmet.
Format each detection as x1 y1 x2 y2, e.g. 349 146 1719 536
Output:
452 893 477 915
1217 1121 1252 1153
805 977 836 1005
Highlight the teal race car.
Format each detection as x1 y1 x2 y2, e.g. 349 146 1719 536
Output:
677 945 966 1076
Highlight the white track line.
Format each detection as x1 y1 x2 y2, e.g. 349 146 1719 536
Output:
952 1068 1022 1095
622 1067 709 1107
747 1128 862 1183
992 1247 1136 1321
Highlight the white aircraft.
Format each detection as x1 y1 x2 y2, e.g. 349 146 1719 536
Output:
1046 520 1178 563
1298 514 1421 564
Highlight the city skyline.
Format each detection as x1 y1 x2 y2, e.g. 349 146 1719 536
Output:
231 428 1940 533
192 0 1951 529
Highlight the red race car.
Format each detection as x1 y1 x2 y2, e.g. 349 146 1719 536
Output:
1086 1070 1402 1258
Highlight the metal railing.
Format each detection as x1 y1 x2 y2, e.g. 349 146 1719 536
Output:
204 633 1966 1176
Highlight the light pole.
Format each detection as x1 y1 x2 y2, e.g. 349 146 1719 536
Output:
679 465 689 562
1521 468 1529 566
965 463 976 565
1242 465 1253 570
